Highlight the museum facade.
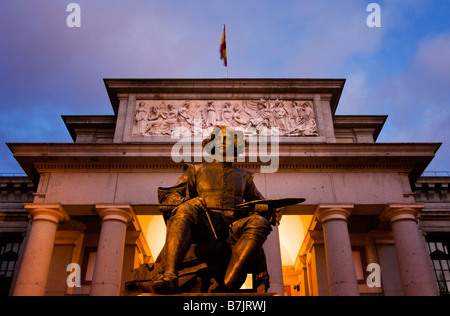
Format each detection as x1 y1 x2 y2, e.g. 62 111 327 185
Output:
1 79 450 296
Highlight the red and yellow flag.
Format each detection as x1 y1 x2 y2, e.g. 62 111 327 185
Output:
220 25 227 67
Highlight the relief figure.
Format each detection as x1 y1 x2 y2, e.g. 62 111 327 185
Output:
177 101 195 132
160 103 179 135
271 99 289 132
205 101 217 128
145 105 165 135
135 102 149 135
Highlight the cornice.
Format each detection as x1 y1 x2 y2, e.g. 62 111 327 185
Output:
7 142 441 157
104 78 346 115
7 142 441 185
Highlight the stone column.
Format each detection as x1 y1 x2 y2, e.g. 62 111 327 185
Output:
381 204 439 296
12 204 69 296
316 204 359 296
264 224 284 296
90 205 133 296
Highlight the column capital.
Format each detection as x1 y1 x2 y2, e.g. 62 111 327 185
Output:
316 204 354 223
95 204 133 224
24 203 70 224
380 203 425 224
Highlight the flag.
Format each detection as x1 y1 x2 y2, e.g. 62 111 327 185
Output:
220 25 227 67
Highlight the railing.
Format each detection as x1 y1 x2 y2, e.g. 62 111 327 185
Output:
0 173 27 177
421 171 450 177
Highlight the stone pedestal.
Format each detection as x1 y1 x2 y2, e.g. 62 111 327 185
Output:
12 204 69 296
381 204 439 296
317 204 359 296
90 205 133 296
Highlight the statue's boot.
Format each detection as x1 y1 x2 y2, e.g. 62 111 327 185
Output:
150 272 178 295
224 237 262 291
151 216 192 295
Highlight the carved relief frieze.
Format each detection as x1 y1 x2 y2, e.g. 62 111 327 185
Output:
132 99 319 137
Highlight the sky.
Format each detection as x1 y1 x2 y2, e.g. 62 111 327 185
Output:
0 0 449 174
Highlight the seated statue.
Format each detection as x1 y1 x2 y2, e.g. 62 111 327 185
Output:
126 126 278 295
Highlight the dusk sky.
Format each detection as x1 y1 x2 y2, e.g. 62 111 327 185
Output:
1 1 449 174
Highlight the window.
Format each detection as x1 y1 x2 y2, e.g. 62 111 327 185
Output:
0 236 23 296
427 238 450 296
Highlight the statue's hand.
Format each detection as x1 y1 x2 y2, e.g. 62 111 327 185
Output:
253 204 281 226
184 197 207 210
254 204 269 213
159 196 187 213
159 205 175 213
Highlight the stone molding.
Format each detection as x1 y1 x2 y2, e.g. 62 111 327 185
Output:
31 161 415 173
104 78 346 115
19 142 434 179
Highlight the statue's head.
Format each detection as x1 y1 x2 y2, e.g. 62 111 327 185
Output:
202 126 245 162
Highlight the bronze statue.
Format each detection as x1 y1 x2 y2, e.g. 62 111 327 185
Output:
126 126 304 295
153 126 275 294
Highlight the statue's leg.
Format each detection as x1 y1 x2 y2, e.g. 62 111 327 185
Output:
166 215 193 274
224 214 271 291
151 205 197 294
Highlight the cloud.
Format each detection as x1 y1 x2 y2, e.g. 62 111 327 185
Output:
383 34 450 136
405 34 450 170
286 2 386 77
0 103 71 175
340 33 450 171
407 34 450 97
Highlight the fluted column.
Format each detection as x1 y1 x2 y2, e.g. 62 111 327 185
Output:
12 204 69 296
316 204 359 296
90 205 133 296
381 204 439 296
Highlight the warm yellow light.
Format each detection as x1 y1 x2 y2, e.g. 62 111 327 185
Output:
240 274 253 290
279 215 313 266
137 214 312 269
137 215 167 261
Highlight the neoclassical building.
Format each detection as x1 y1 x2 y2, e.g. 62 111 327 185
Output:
1 79 449 296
